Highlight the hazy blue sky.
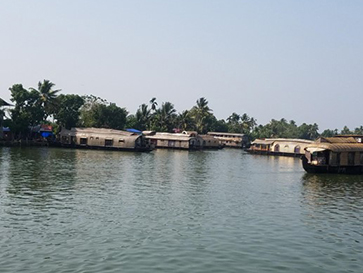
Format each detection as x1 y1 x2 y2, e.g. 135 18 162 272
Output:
1 0 362 131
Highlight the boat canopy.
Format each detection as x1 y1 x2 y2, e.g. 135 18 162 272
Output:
305 147 327 153
305 143 363 153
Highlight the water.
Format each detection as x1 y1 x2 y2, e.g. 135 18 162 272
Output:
0 147 363 273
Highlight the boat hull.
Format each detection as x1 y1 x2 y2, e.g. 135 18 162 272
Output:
302 156 363 174
246 149 303 158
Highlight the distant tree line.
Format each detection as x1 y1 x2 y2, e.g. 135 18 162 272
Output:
1 80 362 140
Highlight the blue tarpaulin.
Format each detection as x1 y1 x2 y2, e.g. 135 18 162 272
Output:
126 129 142 134
41 132 53 138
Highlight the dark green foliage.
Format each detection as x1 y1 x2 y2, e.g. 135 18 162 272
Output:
5 82 362 141
189 97 213 134
151 102 177 132
29 80 60 120
227 113 256 135
340 126 352 135
321 129 338 137
9 84 45 136
251 119 319 140
79 95 127 130
54 94 84 129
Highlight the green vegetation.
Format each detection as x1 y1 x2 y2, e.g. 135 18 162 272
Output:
1 80 362 141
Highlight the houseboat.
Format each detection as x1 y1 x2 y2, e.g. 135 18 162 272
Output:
207 132 249 148
248 138 313 157
199 134 222 149
302 136 363 174
58 127 153 152
143 131 202 150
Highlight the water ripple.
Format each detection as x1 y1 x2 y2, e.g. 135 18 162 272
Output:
1 148 363 272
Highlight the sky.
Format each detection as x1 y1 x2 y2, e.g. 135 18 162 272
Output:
0 0 362 131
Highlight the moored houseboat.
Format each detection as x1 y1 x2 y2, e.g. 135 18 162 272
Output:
199 134 222 149
302 136 363 174
143 131 202 150
207 132 248 148
248 138 313 157
58 127 152 152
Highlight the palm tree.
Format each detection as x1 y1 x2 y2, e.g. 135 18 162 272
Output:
153 102 176 132
227 112 240 124
177 110 192 131
308 123 319 140
136 103 151 130
191 97 212 133
30 80 61 120
149 97 158 112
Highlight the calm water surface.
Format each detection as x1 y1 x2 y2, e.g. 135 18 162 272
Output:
0 147 363 273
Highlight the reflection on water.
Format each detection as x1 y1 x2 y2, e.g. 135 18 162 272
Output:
301 173 363 206
0 147 363 273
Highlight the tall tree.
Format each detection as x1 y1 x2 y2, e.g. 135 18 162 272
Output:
54 94 84 129
135 103 151 130
190 97 212 133
79 95 127 129
149 97 158 112
152 102 177 132
341 126 352 135
30 80 61 120
354 126 363 135
177 110 193 131
9 84 44 138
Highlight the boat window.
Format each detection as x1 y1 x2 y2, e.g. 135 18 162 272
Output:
330 152 337 165
274 144 280 152
80 138 87 145
348 152 355 165
336 152 341 165
294 146 300 153
105 139 113 146
119 139 125 143
360 153 363 164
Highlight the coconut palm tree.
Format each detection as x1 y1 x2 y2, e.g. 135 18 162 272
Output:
177 110 192 131
30 80 61 120
136 103 151 130
191 97 212 133
149 97 158 112
153 102 176 132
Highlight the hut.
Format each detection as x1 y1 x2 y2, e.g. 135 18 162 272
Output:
59 127 153 152
207 132 249 148
248 138 314 157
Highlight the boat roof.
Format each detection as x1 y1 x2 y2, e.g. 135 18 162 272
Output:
305 143 363 153
207 132 245 137
317 137 359 144
252 138 313 145
146 132 194 141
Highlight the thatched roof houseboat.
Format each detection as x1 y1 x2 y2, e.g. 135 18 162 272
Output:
248 138 314 157
59 127 152 152
207 132 248 148
302 136 363 174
